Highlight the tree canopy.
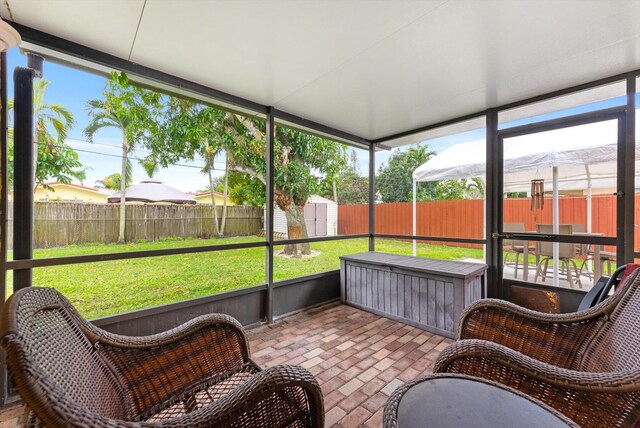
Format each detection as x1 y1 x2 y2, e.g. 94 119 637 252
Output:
377 145 485 202
8 78 82 190
95 172 131 191
321 149 368 205
223 172 266 207
376 145 435 203
133 89 349 252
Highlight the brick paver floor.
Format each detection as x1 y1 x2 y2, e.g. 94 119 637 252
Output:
0 303 451 427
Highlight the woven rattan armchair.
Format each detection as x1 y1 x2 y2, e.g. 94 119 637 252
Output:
0 287 324 427
434 269 640 428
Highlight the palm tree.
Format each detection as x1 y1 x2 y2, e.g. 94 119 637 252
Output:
9 78 76 189
75 167 93 186
95 170 131 191
84 98 133 244
140 156 159 178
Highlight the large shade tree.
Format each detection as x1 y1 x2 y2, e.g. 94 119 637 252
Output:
136 97 231 236
138 93 348 255
227 120 348 255
84 73 160 243
8 78 82 190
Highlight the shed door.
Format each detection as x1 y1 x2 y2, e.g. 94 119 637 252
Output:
315 204 327 236
304 204 317 237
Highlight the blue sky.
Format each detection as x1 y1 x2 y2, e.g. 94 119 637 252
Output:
8 48 630 192
8 48 217 192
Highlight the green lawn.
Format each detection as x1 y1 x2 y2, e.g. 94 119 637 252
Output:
9 236 483 319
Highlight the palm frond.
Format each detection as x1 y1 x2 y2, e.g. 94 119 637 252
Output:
86 98 106 111
83 118 119 141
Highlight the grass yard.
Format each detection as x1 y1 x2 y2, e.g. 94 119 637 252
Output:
9 236 483 319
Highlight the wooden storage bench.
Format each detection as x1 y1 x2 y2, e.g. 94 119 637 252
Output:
340 252 487 338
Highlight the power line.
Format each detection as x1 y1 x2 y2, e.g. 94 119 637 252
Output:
33 140 227 172
64 136 228 169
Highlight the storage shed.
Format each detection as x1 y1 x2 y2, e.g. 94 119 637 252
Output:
268 195 338 238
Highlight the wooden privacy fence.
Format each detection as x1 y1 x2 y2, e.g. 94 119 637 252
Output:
339 195 635 251
7 203 262 249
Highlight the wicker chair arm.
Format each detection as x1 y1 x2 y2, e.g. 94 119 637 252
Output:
458 297 615 335
82 313 250 354
433 340 640 428
435 339 640 392
457 299 607 368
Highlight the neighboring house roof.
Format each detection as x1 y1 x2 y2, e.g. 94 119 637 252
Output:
39 181 110 196
194 190 228 198
192 191 236 206
108 179 196 204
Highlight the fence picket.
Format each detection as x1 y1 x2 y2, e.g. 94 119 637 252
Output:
7 202 262 249
338 195 630 252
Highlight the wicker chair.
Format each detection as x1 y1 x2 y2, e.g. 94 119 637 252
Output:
433 268 640 428
0 287 324 427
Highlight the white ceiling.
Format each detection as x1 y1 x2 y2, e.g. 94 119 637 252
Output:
3 0 640 143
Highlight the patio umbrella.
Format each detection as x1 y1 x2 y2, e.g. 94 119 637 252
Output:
107 179 196 204
411 119 640 286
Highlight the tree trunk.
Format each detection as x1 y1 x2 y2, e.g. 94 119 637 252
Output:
220 155 229 236
283 204 311 257
207 161 221 237
118 133 127 244
332 180 338 204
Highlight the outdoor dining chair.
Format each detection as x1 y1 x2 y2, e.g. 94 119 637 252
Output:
503 222 536 279
534 224 582 288
0 287 324 427
433 267 640 427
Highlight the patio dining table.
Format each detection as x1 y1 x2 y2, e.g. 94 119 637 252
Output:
518 232 602 284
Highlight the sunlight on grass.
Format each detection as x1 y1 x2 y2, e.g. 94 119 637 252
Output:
9 236 484 319
376 238 484 261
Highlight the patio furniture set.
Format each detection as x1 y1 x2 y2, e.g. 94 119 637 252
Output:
503 222 615 288
2 266 640 426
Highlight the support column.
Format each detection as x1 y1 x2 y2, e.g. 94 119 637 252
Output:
369 143 375 251
1 20 21 406
552 166 559 286
265 107 275 323
486 109 499 298
0 51 8 408
585 166 592 234
13 66 36 291
412 179 416 256
622 77 636 264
